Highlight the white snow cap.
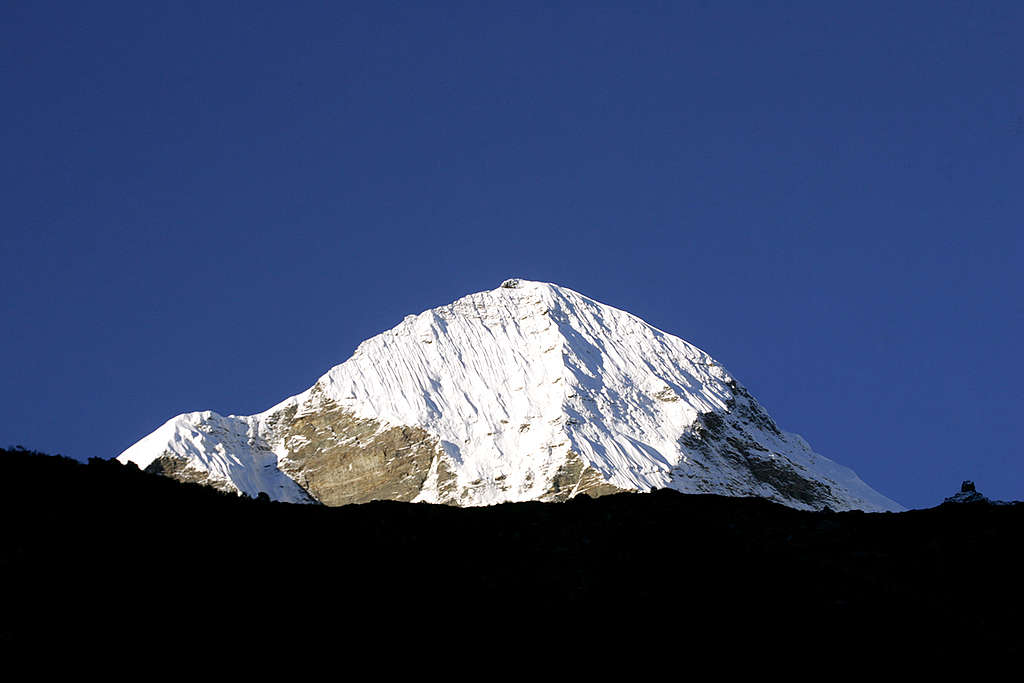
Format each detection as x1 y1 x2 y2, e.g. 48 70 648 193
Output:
118 279 903 511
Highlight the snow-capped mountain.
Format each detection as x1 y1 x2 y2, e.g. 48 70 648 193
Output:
118 279 903 511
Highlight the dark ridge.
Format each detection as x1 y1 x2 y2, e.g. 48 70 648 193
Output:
2 447 1022 659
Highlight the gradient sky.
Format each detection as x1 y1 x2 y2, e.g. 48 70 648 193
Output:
3 1 1021 509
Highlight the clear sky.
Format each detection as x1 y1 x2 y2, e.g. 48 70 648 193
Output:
3 1 1021 509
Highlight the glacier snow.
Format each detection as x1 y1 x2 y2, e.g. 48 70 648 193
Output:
117 279 903 511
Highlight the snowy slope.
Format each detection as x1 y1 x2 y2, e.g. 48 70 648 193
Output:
116 411 313 503
118 279 903 511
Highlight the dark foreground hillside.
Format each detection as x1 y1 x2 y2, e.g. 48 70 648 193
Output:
3 447 1021 658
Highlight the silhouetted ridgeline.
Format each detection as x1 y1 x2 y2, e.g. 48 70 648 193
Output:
2 446 1022 657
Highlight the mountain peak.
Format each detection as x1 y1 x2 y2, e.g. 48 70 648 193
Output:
118 282 903 512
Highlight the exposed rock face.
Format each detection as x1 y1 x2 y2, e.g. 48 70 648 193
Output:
265 386 440 505
674 380 834 508
144 455 237 495
274 408 437 506
544 451 627 501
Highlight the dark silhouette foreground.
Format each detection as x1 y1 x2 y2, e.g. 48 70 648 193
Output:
3 447 1021 658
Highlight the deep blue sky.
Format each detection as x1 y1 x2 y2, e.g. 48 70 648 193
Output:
3 1 1021 509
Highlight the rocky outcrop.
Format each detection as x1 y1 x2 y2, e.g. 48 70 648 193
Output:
544 451 627 501
144 455 238 494
270 397 439 506
942 480 1010 505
